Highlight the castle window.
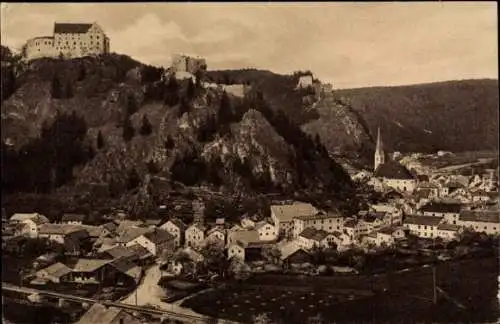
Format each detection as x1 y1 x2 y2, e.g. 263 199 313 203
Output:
74 41 76 45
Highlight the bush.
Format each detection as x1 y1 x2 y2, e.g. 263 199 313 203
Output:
139 114 153 136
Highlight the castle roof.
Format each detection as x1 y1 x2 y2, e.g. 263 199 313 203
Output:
374 161 415 180
54 23 93 34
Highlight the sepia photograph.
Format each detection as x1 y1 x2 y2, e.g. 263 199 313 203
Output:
0 2 498 323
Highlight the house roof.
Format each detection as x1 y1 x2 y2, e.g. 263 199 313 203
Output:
229 230 260 245
418 182 440 189
38 224 87 236
378 227 402 235
362 212 386 223
299 227 331 242
471 189 489 197
167 218 187 231
417 175 429 182
404 215 443 226
144 219 162 226
75 303 138 324
116 227 151 244
420 202 462 214
344 219 358 228
54 23 93 34
459 210 500 223
189 223 207 232
10 213 49 224
76 225 101 238
294 211 342 221
72 259 110 272
37 262 72 278
215 218 225 225
278 241 305 260
102 245 135 260
143 229 174 245
62 213 86 222
109 258 142 282
271 202 318 223
127 244 153 260
437 224 462 232
207 226 225 236
254 221 272 231
102 222 118 233
374 161 415 180
116 220 144 233
414 189 432 200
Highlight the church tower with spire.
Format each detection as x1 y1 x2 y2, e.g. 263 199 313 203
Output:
374 127 386 171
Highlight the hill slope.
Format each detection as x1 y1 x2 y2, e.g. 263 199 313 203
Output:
1 52 358 215
334 79 499 154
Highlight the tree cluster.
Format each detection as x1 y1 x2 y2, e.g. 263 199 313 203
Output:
51 72 74 99
2 111 94 193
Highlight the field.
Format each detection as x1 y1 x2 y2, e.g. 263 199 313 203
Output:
182 256 499 323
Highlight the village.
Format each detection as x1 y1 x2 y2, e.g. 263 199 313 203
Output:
2 122 499 322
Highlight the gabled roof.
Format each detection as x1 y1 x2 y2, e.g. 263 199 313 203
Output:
10 213 49 224
54 23 93 34
102 222 118 233
420 202 462 214
437 224 462 232
362 212 386 223
143 229 174 245
374 161 415 180
166 218 187 231
109 258 142 282
294 211 342 221
38 224 88 236
254 221 273 231
378 226 403 235
37 262 72 278
278 241 305 260
459 210 500 223
62 213 86 222
72 259 110 272
116 227 151 244
270 202 318 223
404 215 443 226
229 230 260 245
299 227 332 242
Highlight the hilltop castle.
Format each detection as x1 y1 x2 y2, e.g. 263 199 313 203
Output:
23 22 110 61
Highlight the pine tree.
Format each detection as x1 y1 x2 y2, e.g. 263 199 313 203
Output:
122 117 135 142
147 160 159 174
178 99 190 117
139 114 153 136
127 168 141 190
51 73 62 99
126 94 138 116
77 64 86 81
164 135 175 149
187 78 196 100
65 81 73 99
97 130 104 149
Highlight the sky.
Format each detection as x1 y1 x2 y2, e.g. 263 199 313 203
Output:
1 2 497 89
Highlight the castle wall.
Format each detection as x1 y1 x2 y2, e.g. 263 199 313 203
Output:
25 37 58 60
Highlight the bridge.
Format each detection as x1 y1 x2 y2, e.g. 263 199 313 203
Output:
2 283 239 324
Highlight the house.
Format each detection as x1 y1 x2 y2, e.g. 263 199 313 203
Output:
278 241 312 265
297 228 339 250
185 223 207 249
376 227 406 246
100 244 152 265
441 182 465 197
240 215 256 229
227 241 272 263
369 204 403 225
343 219 360 241
292 212 344 238
24 22 110 61
270 202 318 238
126 229 175 256
295 74 314 89
254 221 278 241
76 303 140 324
227 229 260 246
115 227 152 247
68 259 112 284
471 190 491 203
403 215 443 238
458 210 500 235
417 182 440 198
160 218 187 248
34 262 72 284
419 202 462 224
61 213 86 225
101 222 118 237
106 258 143 286
360 212 386 232
204 227 226 246
38 224 90 248
9 213 49 238
436 224 463 241
144 219 162 228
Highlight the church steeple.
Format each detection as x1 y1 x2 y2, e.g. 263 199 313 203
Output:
374 127 385 171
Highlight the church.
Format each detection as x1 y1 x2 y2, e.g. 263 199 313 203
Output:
372 127 418 193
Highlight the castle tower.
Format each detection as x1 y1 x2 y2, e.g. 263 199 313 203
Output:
374 127 385 171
